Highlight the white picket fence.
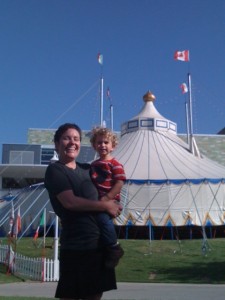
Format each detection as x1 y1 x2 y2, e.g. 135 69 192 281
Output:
0 245 59 282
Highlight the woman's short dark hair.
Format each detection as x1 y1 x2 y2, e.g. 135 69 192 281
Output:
54 123 82 143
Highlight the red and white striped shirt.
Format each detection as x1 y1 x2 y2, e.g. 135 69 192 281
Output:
90 158 126 201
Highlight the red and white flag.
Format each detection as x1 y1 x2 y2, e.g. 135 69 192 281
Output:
13 206 21 237
174 50 189 61
97 53 103 65
180 83 188 94
33 227 40 241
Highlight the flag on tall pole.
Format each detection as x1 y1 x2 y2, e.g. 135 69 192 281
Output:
106 87 114 131
180 83 188 94
33 211 45 241
174 50 190 61
97 53 103 65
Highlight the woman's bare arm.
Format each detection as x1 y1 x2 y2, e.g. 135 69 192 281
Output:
57 190 122 217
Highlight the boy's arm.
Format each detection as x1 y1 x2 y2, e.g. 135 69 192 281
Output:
101 180 124 201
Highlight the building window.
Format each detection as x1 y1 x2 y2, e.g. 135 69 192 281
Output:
41 148 55 165
9 151 34 164
2 177 43 189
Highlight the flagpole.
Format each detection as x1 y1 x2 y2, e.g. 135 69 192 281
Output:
7 200 15 274
100 75 104 126
53 214 59 281
8 200 14 237
107 87 114 131
110 104 114 131
97 53 104 126
187 73 194 153
185 101 190 146
174 49 191 148
43 208 46 249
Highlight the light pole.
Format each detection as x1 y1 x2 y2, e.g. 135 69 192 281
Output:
49 211 59 281
53 214 59 281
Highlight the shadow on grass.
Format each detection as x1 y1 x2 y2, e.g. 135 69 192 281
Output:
155 261 225 284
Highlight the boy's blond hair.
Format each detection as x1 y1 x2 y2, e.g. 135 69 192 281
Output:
90 127 118 148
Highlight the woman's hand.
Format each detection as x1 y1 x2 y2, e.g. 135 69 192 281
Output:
57 190 122 217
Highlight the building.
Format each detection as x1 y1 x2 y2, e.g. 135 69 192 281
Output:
0 128 96 189
0 127 224 190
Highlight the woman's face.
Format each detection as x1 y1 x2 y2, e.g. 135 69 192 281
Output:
55 128 81 163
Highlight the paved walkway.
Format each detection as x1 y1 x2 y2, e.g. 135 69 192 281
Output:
1 282 225 299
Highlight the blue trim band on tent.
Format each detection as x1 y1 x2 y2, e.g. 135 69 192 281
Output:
125 178 225 185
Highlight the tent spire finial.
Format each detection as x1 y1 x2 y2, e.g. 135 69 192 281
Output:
143 90 155 102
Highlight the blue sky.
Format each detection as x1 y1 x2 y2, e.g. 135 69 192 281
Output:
0 0 225 149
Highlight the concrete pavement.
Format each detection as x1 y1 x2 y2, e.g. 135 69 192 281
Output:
1 282 225 299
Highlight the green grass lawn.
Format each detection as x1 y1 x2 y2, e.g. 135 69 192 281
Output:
117 238 225 284
1 237 225 285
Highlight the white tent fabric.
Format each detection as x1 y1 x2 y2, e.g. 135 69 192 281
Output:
113 91 225 227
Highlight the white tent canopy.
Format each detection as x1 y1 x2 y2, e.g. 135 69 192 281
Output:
0 91 224 237
113 91 225 227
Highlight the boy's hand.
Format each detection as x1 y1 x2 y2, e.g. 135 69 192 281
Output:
104 200 122 218
100 194 112 202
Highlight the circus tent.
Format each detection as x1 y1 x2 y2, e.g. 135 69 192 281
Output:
113 91 225 227
0 90 225 238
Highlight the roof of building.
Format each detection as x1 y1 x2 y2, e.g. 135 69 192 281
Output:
218 127 225 134
112 91 225 182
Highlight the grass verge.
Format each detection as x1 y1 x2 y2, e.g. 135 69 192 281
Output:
1 237 225 284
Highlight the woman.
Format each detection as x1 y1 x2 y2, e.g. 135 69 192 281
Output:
44 123 122 300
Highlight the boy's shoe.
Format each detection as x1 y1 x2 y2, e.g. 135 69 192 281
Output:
104 243 124 268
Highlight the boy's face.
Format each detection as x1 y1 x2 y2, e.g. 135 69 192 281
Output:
94 135 114 158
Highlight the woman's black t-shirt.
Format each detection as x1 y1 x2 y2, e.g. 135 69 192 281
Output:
44 161 100 250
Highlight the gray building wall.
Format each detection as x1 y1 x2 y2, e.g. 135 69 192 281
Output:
28 128 225 167
2 144 41 165
179 134 225 167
